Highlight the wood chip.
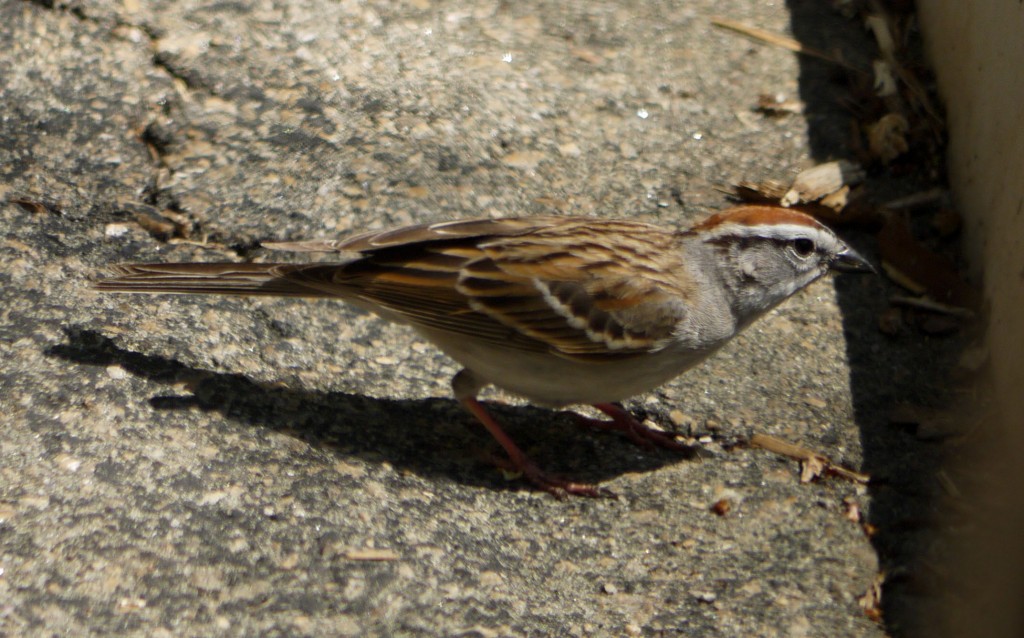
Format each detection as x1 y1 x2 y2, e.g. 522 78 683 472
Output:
781 160 865 207
755 93 805 115
843 497 862 523
727 167 876 225
728 179 788 202
872 59 898 97
501 150 546 170
818 185 851 212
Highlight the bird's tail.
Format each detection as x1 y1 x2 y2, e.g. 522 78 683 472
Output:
93 263 339 297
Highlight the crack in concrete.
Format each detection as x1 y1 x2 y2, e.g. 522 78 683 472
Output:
20 0 225 244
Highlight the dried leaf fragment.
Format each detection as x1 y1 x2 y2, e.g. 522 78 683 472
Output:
859 572 885 623
800 455 828 483
931 208 962 237
134 211 183 241
919 314 960 336
877 306 904 336
117 201 192 241
956 344 989 374
877 217 979 308
710 498 732 516
887 404 966 441
116 597 148 613
569 45 604 65
867 113 909 164
888 404 923 427
10 197 63 216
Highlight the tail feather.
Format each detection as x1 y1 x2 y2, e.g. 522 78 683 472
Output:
93 263 338 297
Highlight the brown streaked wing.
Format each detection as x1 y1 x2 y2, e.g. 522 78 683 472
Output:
298 217 690 358
314 241 555 352
456 221 690 357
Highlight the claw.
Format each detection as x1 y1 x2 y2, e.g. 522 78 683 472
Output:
578 403 692 453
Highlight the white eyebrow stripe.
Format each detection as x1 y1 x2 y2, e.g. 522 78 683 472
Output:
702 222 832 242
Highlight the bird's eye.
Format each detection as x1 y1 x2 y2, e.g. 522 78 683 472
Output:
793 238 815 257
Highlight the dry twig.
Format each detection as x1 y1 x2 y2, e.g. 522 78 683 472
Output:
750 433 870 484
710 17 864 73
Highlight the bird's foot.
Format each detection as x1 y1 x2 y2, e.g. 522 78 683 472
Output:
576 402 691 452
488 454 615 499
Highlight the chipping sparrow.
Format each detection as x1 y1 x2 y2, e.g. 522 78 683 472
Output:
95 205 873 496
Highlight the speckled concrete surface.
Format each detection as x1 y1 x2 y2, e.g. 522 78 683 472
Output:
1 1 954 635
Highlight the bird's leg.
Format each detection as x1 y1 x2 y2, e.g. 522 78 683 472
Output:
452 370 607 498
576 402 690 452
459 397 607 498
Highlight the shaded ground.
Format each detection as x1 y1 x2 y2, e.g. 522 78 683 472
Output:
1 1 959 635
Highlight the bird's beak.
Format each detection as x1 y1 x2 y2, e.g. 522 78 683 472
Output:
831 245 875 274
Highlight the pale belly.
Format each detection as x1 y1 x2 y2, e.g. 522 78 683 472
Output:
418 327 722 407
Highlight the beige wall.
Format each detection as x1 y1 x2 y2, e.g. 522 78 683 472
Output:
917 2 1023 415
921 0 1024 407
917 2 1024 636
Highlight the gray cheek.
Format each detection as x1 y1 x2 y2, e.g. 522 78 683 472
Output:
739 253 761 279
